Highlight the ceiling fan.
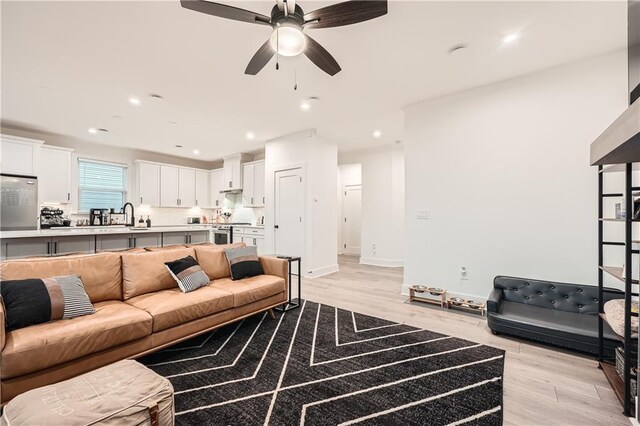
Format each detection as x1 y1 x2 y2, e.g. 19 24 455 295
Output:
180 0 388 76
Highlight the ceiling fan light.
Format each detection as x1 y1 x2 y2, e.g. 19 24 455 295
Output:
270 26 306 57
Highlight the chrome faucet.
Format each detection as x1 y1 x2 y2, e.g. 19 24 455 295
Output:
122 202 135 227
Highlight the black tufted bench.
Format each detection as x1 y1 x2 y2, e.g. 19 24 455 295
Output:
487 276 624 357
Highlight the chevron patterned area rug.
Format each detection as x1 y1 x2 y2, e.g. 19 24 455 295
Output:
140 300 505 425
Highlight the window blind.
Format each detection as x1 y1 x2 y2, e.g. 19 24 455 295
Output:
78 159 127 212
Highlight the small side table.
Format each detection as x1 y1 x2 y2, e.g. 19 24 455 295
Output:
269 255 302 312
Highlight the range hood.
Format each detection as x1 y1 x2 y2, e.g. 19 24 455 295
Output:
591 0 640 166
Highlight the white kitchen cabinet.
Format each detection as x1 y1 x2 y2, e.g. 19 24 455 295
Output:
189 231 210 244
160 165 180 207
209 169 224 208
136 162 160 206
195 170 209 207
131 232 161 248
39 146 73 204
253 161 265 206
96 234 132 252
241 161 265 207
235 227 265 255
178 168 196 207
0 135 43 177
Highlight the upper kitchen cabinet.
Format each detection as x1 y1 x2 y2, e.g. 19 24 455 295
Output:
242 160 265 207
222 153 251 191
160 165 180 207
209 169 224 208
0 135 43 177
40 145 73 204
195 170 209 208
136 161 160 206
178 168 196 207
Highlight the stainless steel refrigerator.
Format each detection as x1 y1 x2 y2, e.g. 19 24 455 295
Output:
1 174 38 231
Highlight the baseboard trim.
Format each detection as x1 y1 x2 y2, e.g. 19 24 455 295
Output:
306 264 339 279
360 258 403 268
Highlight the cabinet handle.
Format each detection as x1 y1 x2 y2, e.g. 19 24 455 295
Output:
229 181 232 188
53 242 58 254
196 199 198 206
140 197 143 204
251 197 253 205
128 237 132 248
47 241 51 255
253 238 256 245
67 193 70 201
263 196 265 204
133 237 137 247
216 200 219 206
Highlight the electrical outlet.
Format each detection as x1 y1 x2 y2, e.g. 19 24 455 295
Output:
416 209 429 220
460 266 469 280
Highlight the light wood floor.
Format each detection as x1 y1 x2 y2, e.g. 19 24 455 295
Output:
303 255 629 426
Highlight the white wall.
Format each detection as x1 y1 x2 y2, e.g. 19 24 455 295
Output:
403 50 628 299
358 146 405 267
337 164 362 253
264 129 338 278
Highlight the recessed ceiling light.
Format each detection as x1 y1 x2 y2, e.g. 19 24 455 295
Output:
502 33 520 45
373 130 382 139
98 128 109 133
246 132 255 140
193 149 200 155
300 101 311 111
169 121 177 125
88 127 98 134
128 97 141 106
150 94 164 100
175 144 183 148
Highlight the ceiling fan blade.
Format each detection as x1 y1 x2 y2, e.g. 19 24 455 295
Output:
303 0 387 29
303 34 341 76
181 0 272 26
245 39 275 75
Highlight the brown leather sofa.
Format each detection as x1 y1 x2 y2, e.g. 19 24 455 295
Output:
0 243 288 403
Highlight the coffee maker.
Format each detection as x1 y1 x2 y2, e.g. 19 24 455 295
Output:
89 208 109 226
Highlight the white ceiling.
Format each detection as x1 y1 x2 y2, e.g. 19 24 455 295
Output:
1 1 627 161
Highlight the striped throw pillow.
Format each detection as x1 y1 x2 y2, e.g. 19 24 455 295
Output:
165 255 210 293
224 246 264 280
1 275 95 331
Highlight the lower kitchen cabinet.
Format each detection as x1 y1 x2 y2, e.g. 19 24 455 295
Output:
96 233 161 251
162 231 210 246
2 237 52 259
1 235 95 259
52 236 95 256
239 234 265 255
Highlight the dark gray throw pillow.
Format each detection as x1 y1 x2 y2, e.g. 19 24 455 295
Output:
165 255 210 293
224 246 264 280
1 275 95 331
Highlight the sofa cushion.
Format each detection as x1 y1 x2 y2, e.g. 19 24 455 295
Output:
224 246 264 281
0 252 122 303
194 243 245 280
121 248 195 300
165 256 210 293
1 276 95 331
1 300 152 379
126 286 234 332
491 301 620 342
210 275 285 308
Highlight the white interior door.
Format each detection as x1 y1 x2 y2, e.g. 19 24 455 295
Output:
274 168 304 258
343 185 362 255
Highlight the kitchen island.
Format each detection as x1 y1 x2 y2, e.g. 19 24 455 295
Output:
0 225 214 259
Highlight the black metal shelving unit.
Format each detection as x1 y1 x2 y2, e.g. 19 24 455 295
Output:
597 162 639 416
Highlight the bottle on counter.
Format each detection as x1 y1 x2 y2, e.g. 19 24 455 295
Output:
138 215 145 227
146 215 151 228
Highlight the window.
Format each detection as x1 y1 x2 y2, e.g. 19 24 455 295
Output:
78 159 127 213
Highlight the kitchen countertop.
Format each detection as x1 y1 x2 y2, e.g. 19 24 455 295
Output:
0 224 267 239
0 225 214 239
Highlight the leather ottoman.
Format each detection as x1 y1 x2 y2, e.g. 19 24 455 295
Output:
1 360 174 425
